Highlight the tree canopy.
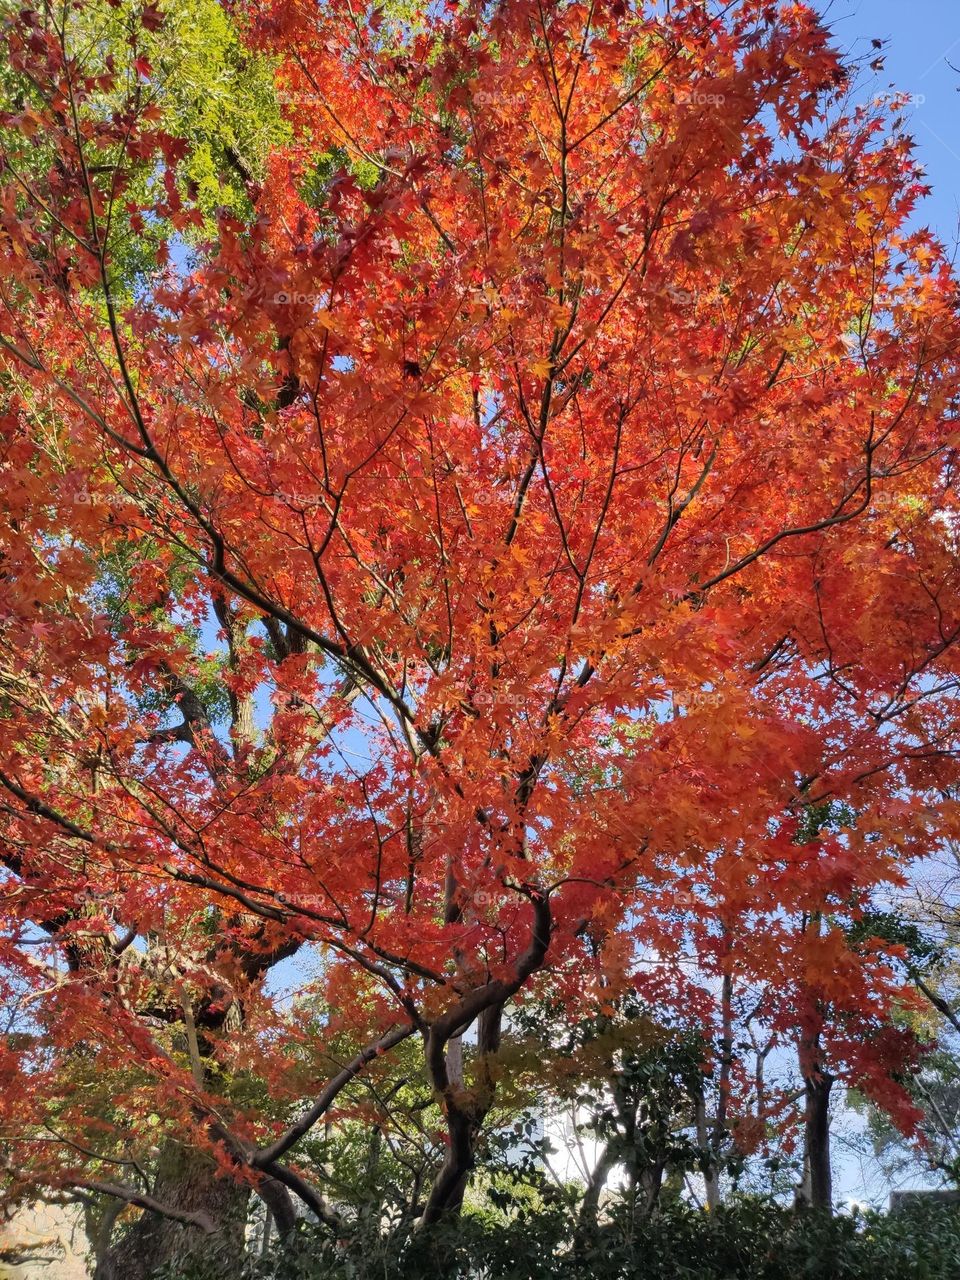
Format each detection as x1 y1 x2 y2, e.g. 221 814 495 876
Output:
1 0 959 1272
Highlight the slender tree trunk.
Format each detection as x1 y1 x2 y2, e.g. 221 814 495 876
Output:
94 1140 249 1280
694 1088 720 1211
795 1019 834 1213
795 912 833 1213
575 1141 619 1247
714 971 734 1146
797 1067 834 1212
636 1161 666 1216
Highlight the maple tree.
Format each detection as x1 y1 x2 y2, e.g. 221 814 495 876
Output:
2 0 960 1268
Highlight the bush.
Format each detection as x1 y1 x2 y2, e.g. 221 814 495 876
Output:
219 1198 960 1280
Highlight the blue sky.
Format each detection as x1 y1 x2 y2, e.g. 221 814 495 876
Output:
832 0 960 243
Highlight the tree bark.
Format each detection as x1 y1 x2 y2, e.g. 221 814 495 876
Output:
694 1088 720 1211
795 912 833 1214
94 1140 249 1280
420 1003 504 1225
419 890 552 1226
796 1065 833 1212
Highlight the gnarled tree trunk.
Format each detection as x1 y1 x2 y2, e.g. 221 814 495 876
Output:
420 1003 504 1225
94 1140 249 1280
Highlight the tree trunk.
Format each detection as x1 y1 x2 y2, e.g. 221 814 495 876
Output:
94 1140 249 1280
796 1067 833 1212
694 1088 720 1211
419 893 552 1227
795 913 833 1214
420 1004 503 1225
576 1141 618 1247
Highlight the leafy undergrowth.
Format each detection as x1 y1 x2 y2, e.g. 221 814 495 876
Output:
158 1199 960 1280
